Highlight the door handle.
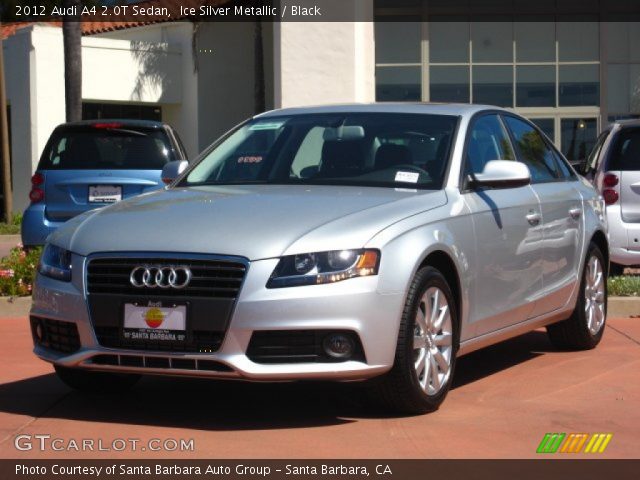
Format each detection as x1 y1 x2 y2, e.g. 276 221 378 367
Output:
569 207 582 220
526 211 541 226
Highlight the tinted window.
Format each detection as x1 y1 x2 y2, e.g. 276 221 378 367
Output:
39 126 175 170
465 114 515 176
504 116 563 183
610 128 640 171
183 113 458 190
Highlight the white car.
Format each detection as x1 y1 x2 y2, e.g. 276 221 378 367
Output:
585 120 640 274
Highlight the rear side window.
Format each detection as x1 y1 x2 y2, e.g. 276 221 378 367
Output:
39 127 175 170
609 128 640 171
503 116 563 183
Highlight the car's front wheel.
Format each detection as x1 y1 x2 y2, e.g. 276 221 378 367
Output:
54 365 141 393
373 266 458 414
547 242 607 350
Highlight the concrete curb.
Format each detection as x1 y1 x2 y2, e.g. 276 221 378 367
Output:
0 296 32 317
608 296 640 318
1 295 638 319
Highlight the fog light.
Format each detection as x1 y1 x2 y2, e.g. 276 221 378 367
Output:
33 319 44 344
322 333 354 359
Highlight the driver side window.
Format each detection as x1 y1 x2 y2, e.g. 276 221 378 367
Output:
465 114 515 176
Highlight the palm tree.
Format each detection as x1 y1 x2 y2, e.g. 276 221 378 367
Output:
62 0 82 122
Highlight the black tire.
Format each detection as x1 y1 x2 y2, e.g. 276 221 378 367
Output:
54 365 140 393
547 242 607 350
609 263 625 277
371 266 459 415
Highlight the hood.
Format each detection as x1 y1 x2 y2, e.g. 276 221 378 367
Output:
50 185 447 259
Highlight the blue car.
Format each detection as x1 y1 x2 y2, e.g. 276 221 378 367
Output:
22 120 187 247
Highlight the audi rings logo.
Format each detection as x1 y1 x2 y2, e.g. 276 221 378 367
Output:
130 266 192 289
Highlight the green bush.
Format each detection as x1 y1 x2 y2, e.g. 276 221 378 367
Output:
0 245 42 296
0 213 22 235
608 276 640 297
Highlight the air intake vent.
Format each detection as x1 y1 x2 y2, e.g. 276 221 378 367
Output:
30 317 81 354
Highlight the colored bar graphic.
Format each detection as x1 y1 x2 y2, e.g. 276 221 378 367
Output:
536 433 566 453
538 433 613 454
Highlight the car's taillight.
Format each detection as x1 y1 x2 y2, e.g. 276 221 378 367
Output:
603 189 619 205
29 188 44 203
603 173 619 187
29 172 45 203
31 172 44 186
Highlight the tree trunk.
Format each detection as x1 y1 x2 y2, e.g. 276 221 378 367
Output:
62 0 82 122
0 21 13 223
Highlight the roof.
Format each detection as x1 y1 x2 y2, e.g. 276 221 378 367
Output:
1 0 229 39
54 119 166 129
257 103 503 119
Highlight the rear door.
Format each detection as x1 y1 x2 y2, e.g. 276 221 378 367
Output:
503 115 584 316
39 125 175 222
610 127 640 224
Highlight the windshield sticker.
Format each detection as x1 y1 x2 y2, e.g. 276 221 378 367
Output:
395 171 420 183
237 155 263 164
249 121 286 131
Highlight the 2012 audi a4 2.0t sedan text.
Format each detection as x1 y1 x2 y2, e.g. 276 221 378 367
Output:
31 104 609 414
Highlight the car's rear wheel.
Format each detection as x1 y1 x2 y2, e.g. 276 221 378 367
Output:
373 266 458 414
547 242 607 350
54 365 140 393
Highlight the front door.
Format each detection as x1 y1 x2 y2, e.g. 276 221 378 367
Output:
463 114 544 336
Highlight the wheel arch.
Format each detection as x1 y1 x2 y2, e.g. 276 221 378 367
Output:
418 250 462 327
590 230 610 274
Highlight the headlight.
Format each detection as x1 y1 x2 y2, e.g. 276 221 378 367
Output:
267 249 379 288
38 244 72 282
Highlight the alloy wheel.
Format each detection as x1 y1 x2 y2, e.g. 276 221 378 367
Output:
584 255 606 335
413 287 453 395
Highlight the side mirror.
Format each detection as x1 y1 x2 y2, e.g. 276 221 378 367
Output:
161 160 188 185
470 160 531 189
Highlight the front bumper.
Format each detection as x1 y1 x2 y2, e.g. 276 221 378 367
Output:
31 255 404 381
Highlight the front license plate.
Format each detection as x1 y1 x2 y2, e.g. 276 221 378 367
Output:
122 303 187 342
88 185 122 203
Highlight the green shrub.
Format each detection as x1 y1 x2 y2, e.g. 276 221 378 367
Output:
0 245 42 296
0 212 22 234
608 276 640 297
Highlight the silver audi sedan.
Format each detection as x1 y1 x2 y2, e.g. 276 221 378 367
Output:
32 104 608 414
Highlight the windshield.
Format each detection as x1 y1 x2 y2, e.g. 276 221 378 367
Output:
39 126 175 170
182 113 458 190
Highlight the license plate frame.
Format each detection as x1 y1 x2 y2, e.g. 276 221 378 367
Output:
88 185 122 203
121 301 190 345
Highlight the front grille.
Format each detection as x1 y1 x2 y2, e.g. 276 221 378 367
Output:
247 330 365 364
87 257 247 298
93 326 223 353
86 255 247 354
89 354 232 372
31 317 81 354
